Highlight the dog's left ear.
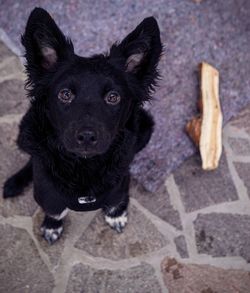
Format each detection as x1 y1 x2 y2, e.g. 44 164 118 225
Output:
109 17 162 90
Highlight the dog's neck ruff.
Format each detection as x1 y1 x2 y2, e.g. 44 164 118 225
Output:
78 196 96 204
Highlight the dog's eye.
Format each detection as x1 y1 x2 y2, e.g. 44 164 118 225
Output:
58 89 75 103
104 91 121 105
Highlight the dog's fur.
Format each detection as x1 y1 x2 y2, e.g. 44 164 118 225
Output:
3 8 162 244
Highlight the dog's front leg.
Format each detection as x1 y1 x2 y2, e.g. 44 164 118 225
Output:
103 175 130 233
33 159 68 244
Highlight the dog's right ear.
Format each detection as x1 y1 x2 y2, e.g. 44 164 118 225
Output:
22 8 74 82
108 17 162 99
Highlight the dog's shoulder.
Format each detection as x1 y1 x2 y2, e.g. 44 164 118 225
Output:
127 107 154 153
17 101 51 156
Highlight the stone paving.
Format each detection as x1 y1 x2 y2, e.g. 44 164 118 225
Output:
1 14 250 293
1 0 250 192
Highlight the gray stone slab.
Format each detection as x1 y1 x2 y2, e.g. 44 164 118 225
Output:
0 122 37 217
131 182 182 230
74 205 167 260
0 79 28 116
66 263 162 293
194 213 250 262
161 257 250 293
174 152 238 212
234 162 250 199
174 235 189 258
0 40 13 59
228 137 250 156
1 0 250 191
0 224 54 293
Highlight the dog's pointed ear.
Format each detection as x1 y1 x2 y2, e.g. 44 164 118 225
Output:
22 8 74 80
109 17 162 89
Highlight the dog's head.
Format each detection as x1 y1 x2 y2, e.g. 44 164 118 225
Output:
22 8 162 158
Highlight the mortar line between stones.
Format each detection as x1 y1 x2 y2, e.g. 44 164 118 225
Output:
69 245 173 270
187 200 250 216
143 252 170 293
181 254 250 271
232 156 250 163
66 210 98 246
0 113 23 124
149 261 169 293
52 211 98 293
130 197 181 263
165 175 198 259
52 255 74 293
130 197 181 238
0 72 26 83
225 125 250 140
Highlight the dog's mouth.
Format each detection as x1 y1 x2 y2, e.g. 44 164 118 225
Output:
63 142 111 159
61 144 101 159
74 149 99 159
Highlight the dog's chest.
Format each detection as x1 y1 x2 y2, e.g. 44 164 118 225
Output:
60 163 106 190
54 157 120 194
53 160 121 211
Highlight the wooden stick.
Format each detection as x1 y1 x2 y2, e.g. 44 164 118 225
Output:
186 62 223 170
200 62 222 170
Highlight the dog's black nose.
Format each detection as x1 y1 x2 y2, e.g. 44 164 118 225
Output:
76 130 98 145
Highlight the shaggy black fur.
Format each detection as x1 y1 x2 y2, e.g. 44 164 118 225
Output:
3 7 162 243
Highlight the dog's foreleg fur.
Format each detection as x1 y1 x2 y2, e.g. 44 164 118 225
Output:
41 209 68 244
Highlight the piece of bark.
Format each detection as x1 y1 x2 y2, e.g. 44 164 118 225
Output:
186 116 201 147
186 62 223 170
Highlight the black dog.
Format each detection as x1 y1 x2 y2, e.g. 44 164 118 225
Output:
3 8 162 244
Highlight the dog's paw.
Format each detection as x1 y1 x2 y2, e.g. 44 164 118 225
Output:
104 211 128 233
41 226 63 244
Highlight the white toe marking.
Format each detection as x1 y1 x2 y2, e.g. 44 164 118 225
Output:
41 227 63 241
105 211 128 228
